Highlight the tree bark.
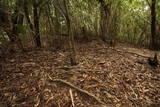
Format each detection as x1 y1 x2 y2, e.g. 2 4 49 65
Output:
24 0 41 48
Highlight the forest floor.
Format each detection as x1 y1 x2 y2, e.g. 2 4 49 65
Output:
0 41 160 107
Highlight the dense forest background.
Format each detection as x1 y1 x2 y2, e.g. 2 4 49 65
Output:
0 0 160 50
0 0 160 107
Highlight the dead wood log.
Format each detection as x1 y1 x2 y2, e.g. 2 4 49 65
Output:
48 79 106 106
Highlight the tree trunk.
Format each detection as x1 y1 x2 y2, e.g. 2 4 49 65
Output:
100 7 107 41
11 0 24 49
24 0 41 48
150 0 157 49
99 0 113 43
33 2 41 48
23 0 34 31
64 0 77 66
99 0 108 42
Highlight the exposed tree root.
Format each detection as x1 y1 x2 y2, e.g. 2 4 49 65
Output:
48 79 106 107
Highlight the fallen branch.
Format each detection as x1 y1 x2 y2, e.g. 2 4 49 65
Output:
109 48 150 58
48 79 106 106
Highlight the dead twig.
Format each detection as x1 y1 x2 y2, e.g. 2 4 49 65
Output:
69 89 74 107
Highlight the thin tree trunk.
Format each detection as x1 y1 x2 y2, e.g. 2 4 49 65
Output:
23 1 34 32
11 0 24 50
98 0 111 42
24 0 41 48
150 0 157 49
63 0 77 66
33 2 41 48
